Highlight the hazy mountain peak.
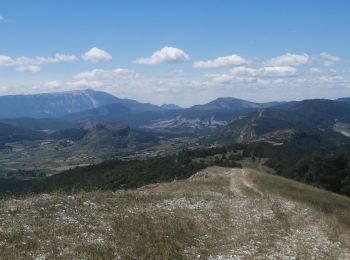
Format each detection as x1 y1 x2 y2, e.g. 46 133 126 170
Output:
0 89 121 118
191 97 264 110
160 104 182 110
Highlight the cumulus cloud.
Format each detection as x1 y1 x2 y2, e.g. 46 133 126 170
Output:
74 68 138 80
230 66 297 77
229 66 258 76
260 66 297 77
82 47 112 62
320 52 340 66
319 75 345 84
205 65 297 85
264 53 310 66
193 54 247 68
0 55 13 66
134 46 189 64
67 79 103 88
52 54 77 62
0 53 77 72
43 81 61 88
3 49 350 106
16 65 41 73
310 67 322 74
0 53 78 66
67 68 140 93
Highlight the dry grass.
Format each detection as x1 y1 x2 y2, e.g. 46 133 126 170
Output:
251 168 350 248
0 166 350 259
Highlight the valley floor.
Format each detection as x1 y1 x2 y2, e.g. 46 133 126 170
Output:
1 167 350 259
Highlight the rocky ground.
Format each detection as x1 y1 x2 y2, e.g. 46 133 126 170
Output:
1 166 350 259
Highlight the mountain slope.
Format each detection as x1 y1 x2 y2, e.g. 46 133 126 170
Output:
64 97 283 133
0 122 45 148
160 104 182 110
0 89 122 118
0 117 77 131
191 97 284 110
1 166 349 258
191 97 259 110
64 103 131 123
212 99 350 144
64 105 251 134
0 122 162 174
63 97 293 134
337 97 350 103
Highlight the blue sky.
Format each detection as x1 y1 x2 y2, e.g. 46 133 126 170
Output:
0 0 349 106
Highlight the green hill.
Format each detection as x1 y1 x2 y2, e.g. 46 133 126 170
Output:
0 122 45 148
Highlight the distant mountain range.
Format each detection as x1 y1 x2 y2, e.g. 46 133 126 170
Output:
0 89 181 118
0 89 121 118
191 97 284 110
0 89 290 120
61 95 288 133
211 99 350 145
0 89 349 136
1 89 350 200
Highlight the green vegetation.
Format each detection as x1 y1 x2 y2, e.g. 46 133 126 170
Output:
29 146 242 193
30 156 206 193
0 122 45 148
0 117 78 131
2 128 350 199
233 132 350 196
0 146 243 195
0 124 164 175
292 153 350 196
2 97 350 200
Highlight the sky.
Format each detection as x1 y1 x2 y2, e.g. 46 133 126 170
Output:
0 0 349 106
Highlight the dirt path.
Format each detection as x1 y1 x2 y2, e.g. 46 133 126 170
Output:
1 166 349 259
228 168 263 196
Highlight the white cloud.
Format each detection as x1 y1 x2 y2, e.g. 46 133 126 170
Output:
33 54 78 64
260 66 297 77
0 53 77 72
319 75 345 84
44 81 61 88
320 52 340 66
52 54 77 62
310 67 322 74
0 16 4 23
16 65 41 73
193 54 247 68
135 46 189 64
67 79 103 88
230 66 297 77
2 49 350 106
210 74 257 84
206 66 297 84
74 68 138 80
82 47 112 62
205 65 297 85
265 53 310 66
229 66 258 76
0 55 13 66
329 69 337 75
